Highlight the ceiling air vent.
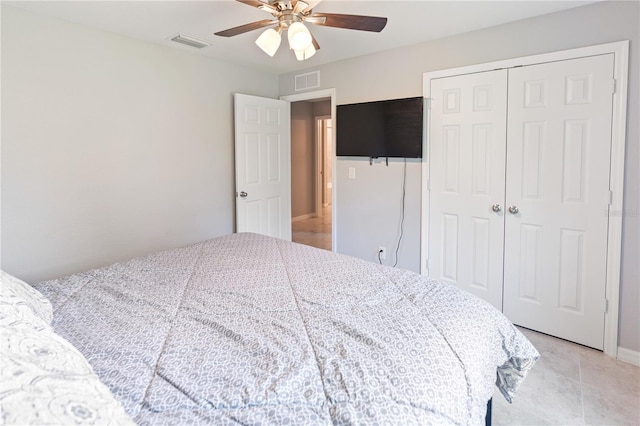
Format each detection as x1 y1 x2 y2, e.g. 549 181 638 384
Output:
170 34 210 49
295 71 320 91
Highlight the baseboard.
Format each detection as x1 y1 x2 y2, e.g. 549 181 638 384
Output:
292 213 314 223
617 347 640 366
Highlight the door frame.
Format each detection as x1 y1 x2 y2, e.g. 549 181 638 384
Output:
421 41 629 358
281 89 337 252
315 115 332 215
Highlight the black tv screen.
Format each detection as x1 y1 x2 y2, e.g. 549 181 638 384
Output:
336 97 423 158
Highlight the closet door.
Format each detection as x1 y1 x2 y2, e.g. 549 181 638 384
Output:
503 54 614 350
428 69 508 310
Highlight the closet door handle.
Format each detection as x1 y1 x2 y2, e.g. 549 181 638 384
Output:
239 191 248 198
492 204 502 213
508 205 519 214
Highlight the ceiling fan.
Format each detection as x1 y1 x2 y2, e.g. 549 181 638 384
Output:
214 0 388 61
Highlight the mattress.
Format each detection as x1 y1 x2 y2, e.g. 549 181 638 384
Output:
34 232 538 425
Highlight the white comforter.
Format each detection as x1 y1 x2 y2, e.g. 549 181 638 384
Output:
35 232 538 425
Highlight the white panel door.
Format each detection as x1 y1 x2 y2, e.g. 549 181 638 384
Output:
429 69 508 310
503 54 614 349
234 93 291 240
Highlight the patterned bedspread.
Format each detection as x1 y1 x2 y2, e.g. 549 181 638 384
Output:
35 233 538 425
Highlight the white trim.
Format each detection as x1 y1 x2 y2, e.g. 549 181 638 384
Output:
281 89 337 252
421 41 629 358
603 41 629 360
315 115 332 218
422 41 629 82
314 117 323 218
292 213 315 223
420 97 430 277
617 347 640 367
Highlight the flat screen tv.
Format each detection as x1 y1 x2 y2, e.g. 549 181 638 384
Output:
336 97 423 158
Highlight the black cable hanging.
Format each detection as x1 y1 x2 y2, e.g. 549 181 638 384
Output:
393 158 407 267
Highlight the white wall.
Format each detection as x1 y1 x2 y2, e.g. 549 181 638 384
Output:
279 1 640 352
337 157 422 271
1 5 279 283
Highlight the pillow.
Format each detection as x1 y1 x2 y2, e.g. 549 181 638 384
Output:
0 273 135 425
1 270 53 324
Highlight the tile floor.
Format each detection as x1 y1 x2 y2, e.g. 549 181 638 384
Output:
292 205 332 251
494 327 640 426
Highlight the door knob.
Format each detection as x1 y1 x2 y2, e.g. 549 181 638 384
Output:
239 191 248 198
508 205 519 214
491 204 502 213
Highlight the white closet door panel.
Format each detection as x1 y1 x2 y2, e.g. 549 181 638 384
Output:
503 54 614 350
429 69 508 310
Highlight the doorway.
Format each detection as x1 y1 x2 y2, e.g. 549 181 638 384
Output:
289 101 333 250
281 89 337 252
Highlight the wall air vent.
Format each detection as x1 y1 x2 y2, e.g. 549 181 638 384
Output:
170 34 210 49
295 71 321 91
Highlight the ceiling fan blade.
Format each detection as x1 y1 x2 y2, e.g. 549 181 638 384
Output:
301 0 322 10
235 0 278 14
293 0 310 15
311 33 320 50
214 20 277 37
235 0 270 8
306 13 387 32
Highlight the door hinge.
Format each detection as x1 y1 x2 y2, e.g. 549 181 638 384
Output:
612 79 617 94
609 190 614 205
603 298 609 313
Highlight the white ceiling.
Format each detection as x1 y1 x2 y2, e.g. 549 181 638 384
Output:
7 0 598 74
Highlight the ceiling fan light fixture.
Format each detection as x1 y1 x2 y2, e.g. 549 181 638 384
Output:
294 44 317 61
287 22 312 51
255 27 281 57
216 0 388 61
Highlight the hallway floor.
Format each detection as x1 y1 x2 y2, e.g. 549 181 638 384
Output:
292 205 332 251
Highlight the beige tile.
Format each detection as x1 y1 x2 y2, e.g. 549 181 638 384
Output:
519 327 581 383
582 382 640 426
519 327 592 360
496 326 640 426
509 361 584 425
493 394 554 426
580 351 640 400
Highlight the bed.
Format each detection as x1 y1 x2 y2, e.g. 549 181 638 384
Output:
2 232 538 425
